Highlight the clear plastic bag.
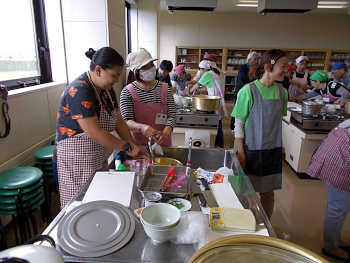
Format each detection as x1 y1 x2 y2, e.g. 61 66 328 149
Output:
169 211 209 249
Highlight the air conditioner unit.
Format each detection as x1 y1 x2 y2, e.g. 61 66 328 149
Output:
257 0 318 14
166 0 217 12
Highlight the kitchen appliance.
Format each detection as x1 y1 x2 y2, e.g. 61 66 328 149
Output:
291 111 346 132
57 200 135 257
0 235 65 263
209 207 256 232
176 108 219 129
192 95 221 111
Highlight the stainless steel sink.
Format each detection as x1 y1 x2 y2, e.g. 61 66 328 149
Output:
156 147 242 174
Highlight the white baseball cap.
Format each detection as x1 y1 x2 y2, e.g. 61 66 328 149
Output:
199 60 211 69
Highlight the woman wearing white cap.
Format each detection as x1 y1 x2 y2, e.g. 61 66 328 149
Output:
184 60 211 95
186 53 214 87
190 62 228 148
120 49 176 148
289 56 313 100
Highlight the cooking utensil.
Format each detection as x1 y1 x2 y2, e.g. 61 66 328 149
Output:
82 171 135 208
0 235 65 263
199 178 219 208
189 173 207 207
155 157 183 166
192 95 221 111
301 100 324 115
139 166 190 198
189 235 329 263
159 167 175 191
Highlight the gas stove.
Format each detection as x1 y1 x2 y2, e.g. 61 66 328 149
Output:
175 108 219 128
291 111 347 132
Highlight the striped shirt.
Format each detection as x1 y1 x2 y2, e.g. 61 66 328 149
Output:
120 81 176 128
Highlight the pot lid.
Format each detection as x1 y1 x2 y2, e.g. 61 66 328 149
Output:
57 200 135 258
301 100 319 106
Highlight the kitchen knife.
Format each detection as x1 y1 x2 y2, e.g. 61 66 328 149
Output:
189 173 207 207
199 178 219 208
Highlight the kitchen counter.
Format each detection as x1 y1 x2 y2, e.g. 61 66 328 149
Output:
42 148 275 263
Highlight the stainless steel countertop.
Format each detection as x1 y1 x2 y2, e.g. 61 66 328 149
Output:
43 149 275 263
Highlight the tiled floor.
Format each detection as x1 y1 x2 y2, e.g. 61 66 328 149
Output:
3 102 349 262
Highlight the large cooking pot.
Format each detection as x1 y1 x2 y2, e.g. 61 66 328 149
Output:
192 95 221 111
0 235 65 263
301 100 325 115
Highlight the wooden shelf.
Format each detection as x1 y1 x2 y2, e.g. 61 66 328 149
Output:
175 46 350 73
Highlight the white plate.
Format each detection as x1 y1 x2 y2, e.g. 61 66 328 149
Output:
168 198 192 212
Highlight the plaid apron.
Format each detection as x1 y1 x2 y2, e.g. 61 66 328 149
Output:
306 125 350 193
57 73 117 208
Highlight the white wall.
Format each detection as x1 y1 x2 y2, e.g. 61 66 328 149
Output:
159 11 350 66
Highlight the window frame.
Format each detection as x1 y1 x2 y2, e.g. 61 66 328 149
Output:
2 0 53 91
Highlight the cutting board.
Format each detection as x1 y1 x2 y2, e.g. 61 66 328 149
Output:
82 171 135 208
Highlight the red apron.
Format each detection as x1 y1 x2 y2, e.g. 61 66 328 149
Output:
126 82 172 147
289 71 308 100
57 72 117 208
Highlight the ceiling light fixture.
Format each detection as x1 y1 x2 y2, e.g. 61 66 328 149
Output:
236 4 258 7
317 5 349 8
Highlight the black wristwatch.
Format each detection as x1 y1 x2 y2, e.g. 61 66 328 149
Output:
122 142 131 153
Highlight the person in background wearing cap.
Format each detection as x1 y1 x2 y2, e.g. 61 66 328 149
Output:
276 64 296 91
184 60 211 95
120 49 176 148
230 51 259 131
295 71 350 107
190 62 228 148
155 60 173 88
186 52 215 86
290 56 313 98
331 62 350 90
54 47 148 208
171 64 192 96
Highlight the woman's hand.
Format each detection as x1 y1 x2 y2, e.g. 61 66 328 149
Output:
155 131 170 145
237 151 246 169
296 82 302 88
140 124 157 138
282 148 286 161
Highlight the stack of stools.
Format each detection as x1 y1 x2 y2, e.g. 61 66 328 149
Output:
0 167 51 244
33 145 57 193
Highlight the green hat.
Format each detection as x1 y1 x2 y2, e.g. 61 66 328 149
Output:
310 71 329 82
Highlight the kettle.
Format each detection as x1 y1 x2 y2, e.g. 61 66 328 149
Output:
0 235 64 263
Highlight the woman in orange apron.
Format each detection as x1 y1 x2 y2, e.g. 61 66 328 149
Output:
120 49 176 149
54 47 148 208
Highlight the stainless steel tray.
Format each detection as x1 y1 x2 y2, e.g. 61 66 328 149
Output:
138 165 190 198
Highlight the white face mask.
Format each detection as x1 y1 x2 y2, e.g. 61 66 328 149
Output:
140 66 156 82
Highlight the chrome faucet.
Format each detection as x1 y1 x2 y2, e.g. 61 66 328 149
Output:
148 136 157 165
187 137 192 168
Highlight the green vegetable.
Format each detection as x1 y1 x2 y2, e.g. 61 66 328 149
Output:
172 202 185 209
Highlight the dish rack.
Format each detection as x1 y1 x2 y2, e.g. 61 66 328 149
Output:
139 166 190 198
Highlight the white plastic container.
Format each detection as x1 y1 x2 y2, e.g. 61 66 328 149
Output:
115 155 121 170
